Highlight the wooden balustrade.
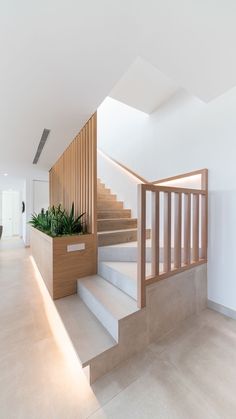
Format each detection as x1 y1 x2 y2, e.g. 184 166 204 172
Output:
137 170 208 308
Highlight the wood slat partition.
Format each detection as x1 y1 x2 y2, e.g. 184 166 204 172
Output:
49 113 97 235
137 169 208 308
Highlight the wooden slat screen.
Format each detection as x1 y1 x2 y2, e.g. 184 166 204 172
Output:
49 112 97 235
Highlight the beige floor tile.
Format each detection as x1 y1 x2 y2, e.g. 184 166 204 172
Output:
89 356 219 419
1 238 236 419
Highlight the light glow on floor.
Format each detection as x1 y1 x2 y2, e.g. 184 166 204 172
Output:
29 255 90 384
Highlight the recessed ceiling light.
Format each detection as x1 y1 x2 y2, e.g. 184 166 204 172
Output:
3 173 8 176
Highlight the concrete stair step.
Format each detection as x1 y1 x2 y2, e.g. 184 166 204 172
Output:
97 218 138 232
77 275 138 341
98 243 198 263
99 240 152 262
97 209 131 219
98 228 151 247
99 261 153 298
98 261 138 299
55 294 116 368
97 200 123 210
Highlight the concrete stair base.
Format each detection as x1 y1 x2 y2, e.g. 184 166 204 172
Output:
98 261 138 299
78 275 138 341
55 294 116 367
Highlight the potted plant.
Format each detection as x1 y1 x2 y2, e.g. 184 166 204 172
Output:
29 202 85 237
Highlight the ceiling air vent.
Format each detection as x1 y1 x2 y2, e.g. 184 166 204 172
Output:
33 128 50 164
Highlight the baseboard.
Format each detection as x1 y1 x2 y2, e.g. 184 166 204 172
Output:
207 299 236 320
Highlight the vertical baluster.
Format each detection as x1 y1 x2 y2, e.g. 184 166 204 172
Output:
183 193 191 265
163 192 171 273
137 184 146 308
151 191 159 277
174 192 182 269
201 194 207 260
192 193 199 262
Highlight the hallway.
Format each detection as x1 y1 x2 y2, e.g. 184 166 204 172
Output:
1 239 236 418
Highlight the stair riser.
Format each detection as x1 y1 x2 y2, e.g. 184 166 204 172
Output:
99 247 185 263
78 282 119 341
98 194 117 201
97 210 131 219
97 182 110 192
98 262 137 300
98 229 151 247
98 246 149 262
97 201 123 210
97 219 137 232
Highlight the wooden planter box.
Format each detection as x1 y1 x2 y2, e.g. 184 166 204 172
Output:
30 227 97 299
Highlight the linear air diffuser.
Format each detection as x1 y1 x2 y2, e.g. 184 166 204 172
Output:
33 128 50 164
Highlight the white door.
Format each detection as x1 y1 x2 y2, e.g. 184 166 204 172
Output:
2 191 20 237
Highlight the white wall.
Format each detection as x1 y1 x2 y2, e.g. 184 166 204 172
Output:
22 177 49 246
97 150 142 218
98 91 236 312
33 180 49 214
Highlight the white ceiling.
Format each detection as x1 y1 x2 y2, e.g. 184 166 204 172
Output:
1 0 236 176
110 57 179 114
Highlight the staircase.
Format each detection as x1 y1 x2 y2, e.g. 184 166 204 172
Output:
97 178 150 246
56 251 144 384
53 175 207 384
54 179 149 384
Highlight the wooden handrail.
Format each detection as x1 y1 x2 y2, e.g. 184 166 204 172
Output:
141 184 206 195
98 149 148 184
137 173 208 308
98 150 207 193
152 168 208 190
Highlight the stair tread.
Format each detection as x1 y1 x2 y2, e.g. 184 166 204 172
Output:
98 228 137 235
99 202 123 204
97 218 137 221
55 294 116 367
98 209 130 212
97 211 131 219
100 239 151 248
78 275 138 320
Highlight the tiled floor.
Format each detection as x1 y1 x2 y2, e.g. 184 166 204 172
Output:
1 238 236 418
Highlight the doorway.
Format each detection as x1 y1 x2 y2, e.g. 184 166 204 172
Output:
1 190 21 238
